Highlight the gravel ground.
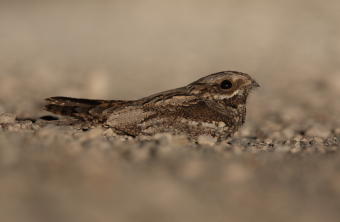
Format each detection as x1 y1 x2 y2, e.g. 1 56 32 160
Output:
1 1 340 222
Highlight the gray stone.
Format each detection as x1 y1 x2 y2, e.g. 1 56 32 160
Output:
228 137 256 147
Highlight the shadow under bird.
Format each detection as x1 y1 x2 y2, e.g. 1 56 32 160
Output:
44 71 259 141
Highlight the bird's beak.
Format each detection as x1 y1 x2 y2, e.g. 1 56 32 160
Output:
251 82 260 88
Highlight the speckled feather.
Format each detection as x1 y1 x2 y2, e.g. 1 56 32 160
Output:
44 71 259 140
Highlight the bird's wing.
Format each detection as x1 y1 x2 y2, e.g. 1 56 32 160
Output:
106 86 195 136
106 86 231 138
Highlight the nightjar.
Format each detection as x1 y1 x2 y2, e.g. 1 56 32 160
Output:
44 71 259 141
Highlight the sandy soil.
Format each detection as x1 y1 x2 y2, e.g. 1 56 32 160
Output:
1 1 340 221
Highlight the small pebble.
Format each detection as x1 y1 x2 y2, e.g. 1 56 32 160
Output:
102 128 117 138
31 124 40 131
83 128 104 140
153 133 173 146
170 135 188 147
0 113 16 124
290 147 301 154
333 128 340 136
313 136 324 144
264 139 273 144
197 135 217 146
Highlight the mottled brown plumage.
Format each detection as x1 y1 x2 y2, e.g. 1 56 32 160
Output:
44 71 259 140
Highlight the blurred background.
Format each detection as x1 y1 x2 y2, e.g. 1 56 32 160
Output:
1 1 340 222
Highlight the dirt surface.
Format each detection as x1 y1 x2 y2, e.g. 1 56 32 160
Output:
1 1 340 221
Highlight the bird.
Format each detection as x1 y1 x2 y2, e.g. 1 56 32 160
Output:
44 71 259 141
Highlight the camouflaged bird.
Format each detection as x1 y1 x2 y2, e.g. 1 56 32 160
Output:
44 71 259 141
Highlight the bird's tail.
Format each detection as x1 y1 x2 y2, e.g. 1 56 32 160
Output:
44 96 132 123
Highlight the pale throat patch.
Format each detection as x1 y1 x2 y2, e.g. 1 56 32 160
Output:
213 89 243 100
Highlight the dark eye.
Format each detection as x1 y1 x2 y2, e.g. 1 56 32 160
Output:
220 80 233 89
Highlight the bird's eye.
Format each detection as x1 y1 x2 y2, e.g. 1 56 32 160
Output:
220 80 233 89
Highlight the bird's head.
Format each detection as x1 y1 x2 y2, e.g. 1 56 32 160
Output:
188 71 259 108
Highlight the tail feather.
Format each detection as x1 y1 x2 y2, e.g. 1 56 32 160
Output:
45 96 116 107
44 96 133 123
